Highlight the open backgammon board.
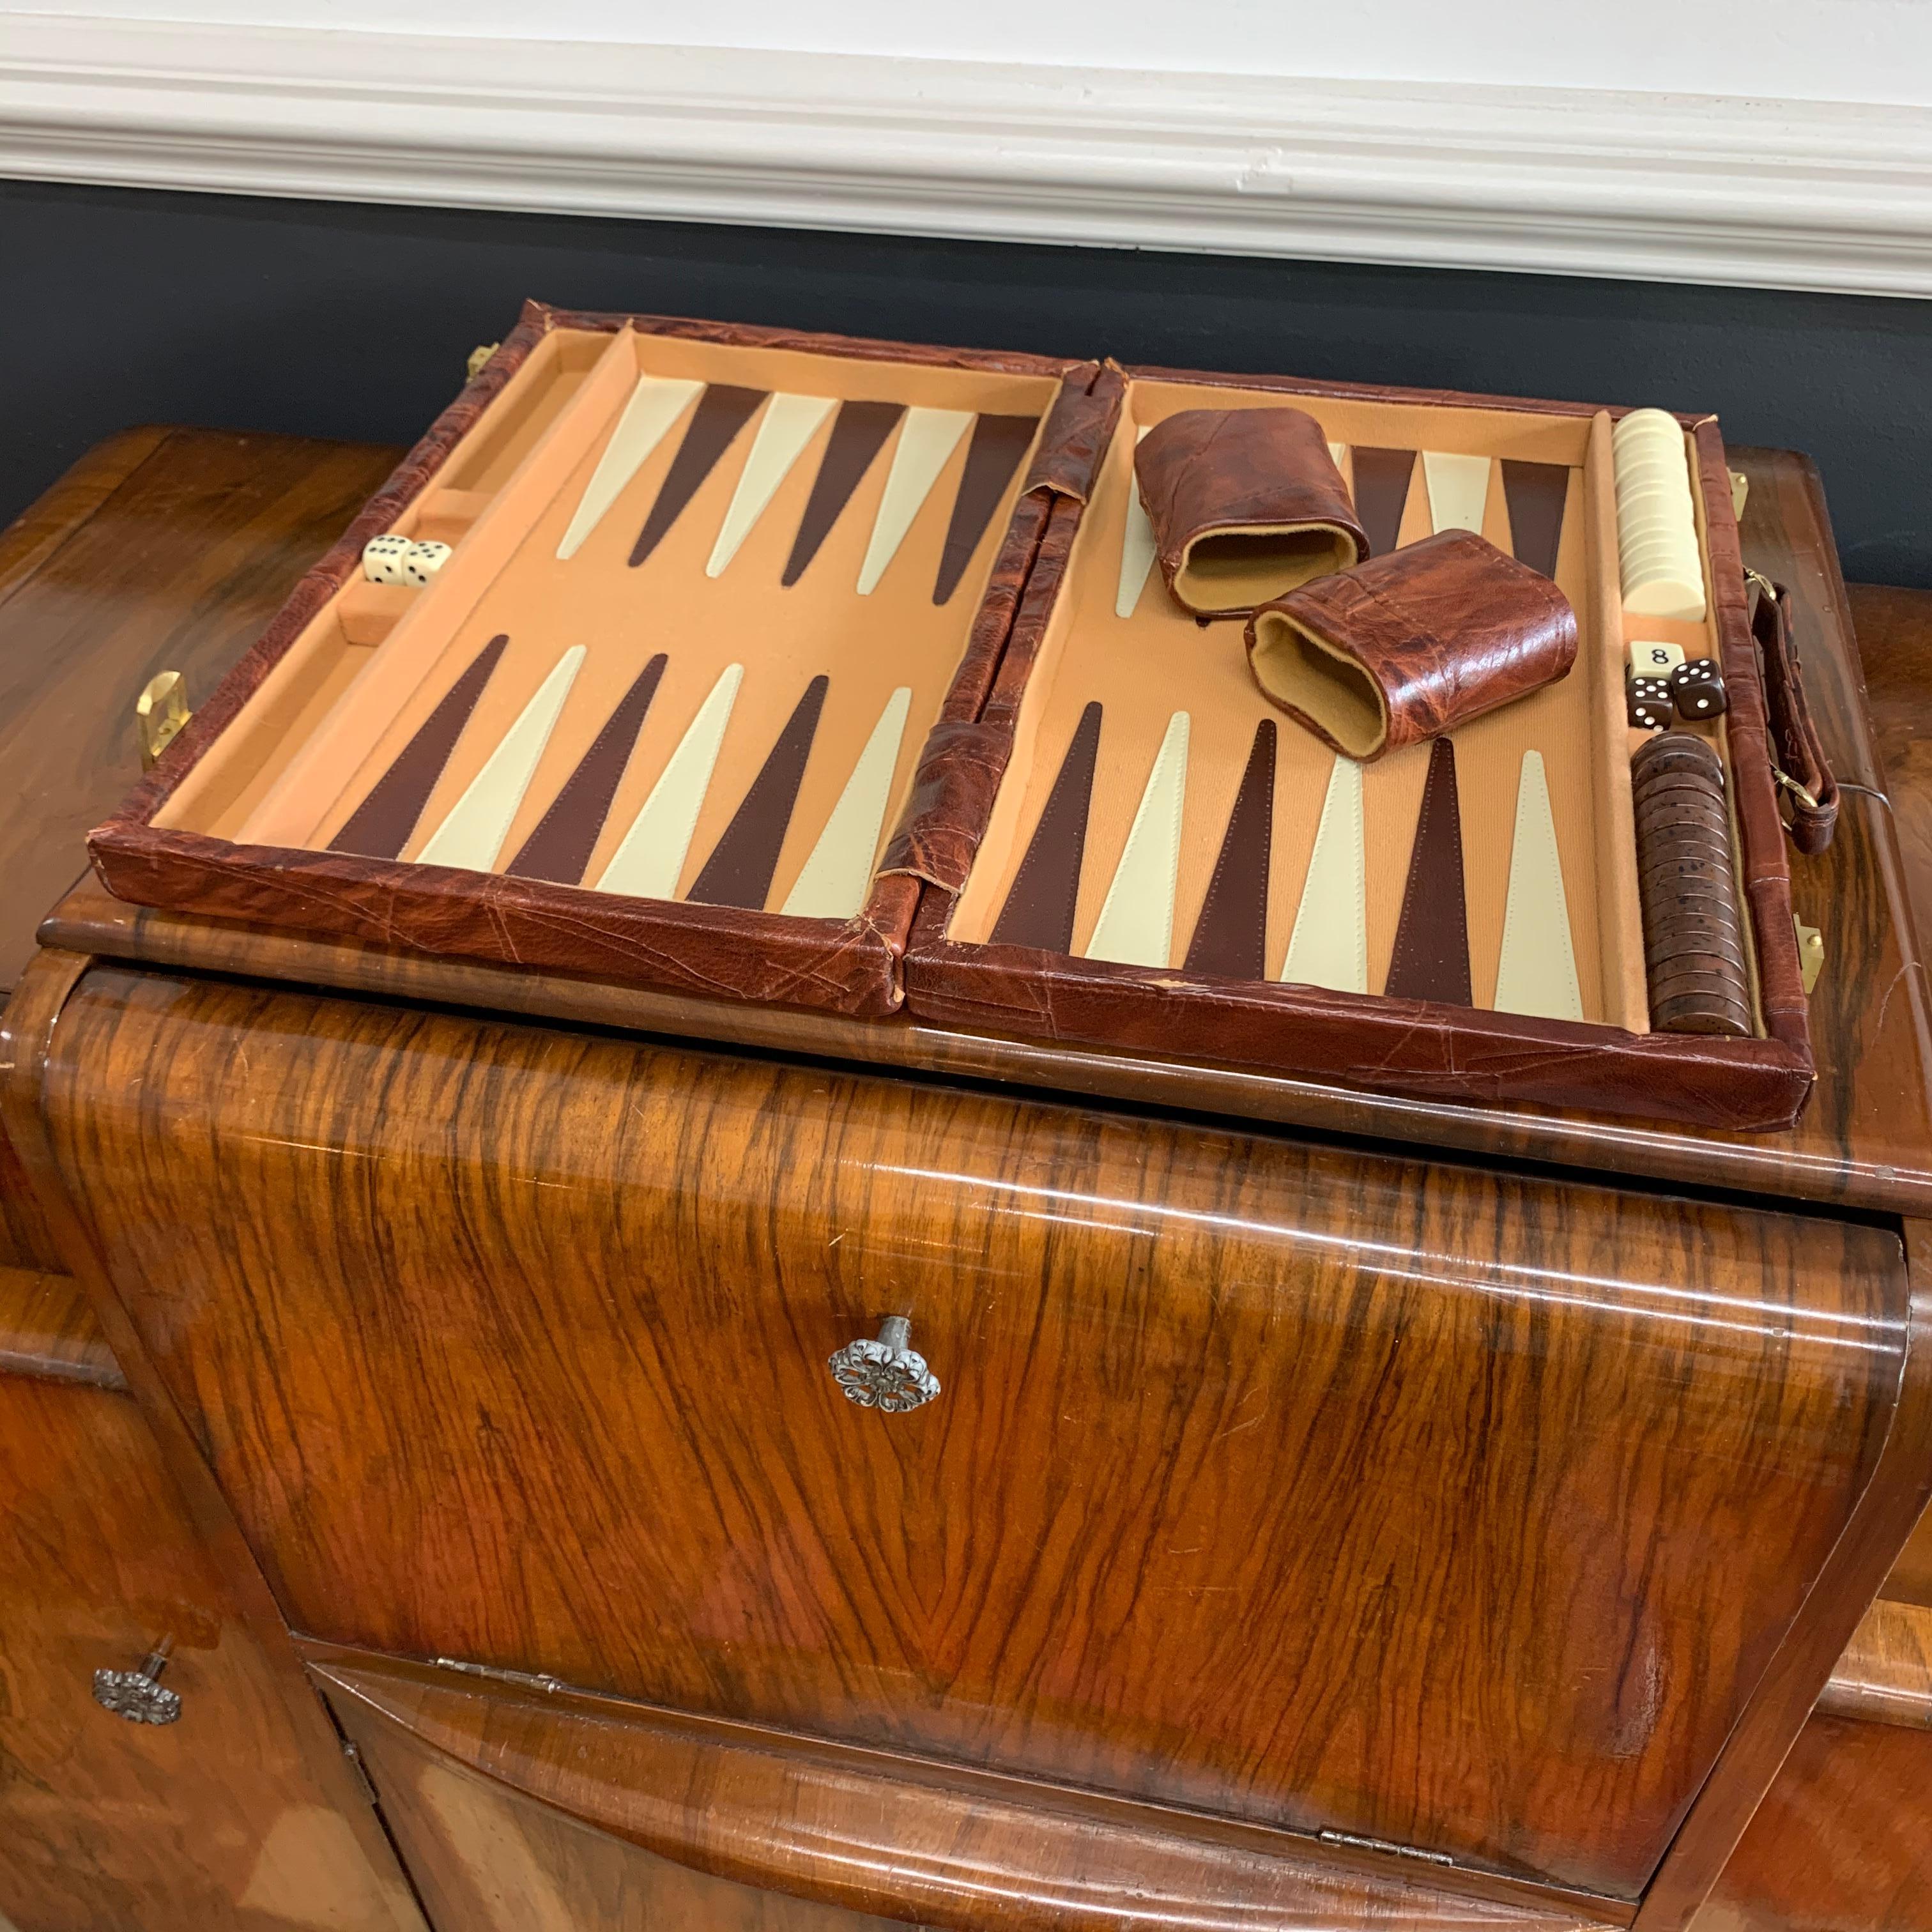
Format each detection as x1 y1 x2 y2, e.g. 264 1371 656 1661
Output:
91 303 1814 1130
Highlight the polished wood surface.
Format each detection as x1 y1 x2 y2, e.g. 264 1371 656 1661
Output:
1817 1596 1932 1729
1694 1715 1932 1932
0 1260 122 1389
0 425 401 990
1849 581 1932 943
314 1643 1614 1932
334 1678 925 1932
30 959 1920 1905
0 945 431 1931
0 1368 423 1931
3 432 1926 1214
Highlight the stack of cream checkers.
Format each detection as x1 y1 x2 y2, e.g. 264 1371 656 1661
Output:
362 535 454 588
1612 408 1706 624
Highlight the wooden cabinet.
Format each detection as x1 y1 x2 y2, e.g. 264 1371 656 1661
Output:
22 960 1926 1915
0 1275 422 1932
6 426 1932 1931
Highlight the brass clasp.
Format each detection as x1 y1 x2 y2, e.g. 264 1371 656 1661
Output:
135 671 190 770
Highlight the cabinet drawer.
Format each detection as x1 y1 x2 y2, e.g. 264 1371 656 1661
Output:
41 965 1910 1903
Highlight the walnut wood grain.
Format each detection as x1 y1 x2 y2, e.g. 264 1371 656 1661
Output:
1692 1714 1932 1932
329 1673 928 1932
28 960 1918 1904
0 1104 65 1273
0 944 429 1922
310 1642 1621 1932
1818 1595 1932 1729
0 1261 121 1390
1632 1220 1932 1932
0 1368 424 1931
1849 580 1932 948
0 427 403 993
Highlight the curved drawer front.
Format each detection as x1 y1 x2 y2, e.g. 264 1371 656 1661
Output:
42 965 1908 1899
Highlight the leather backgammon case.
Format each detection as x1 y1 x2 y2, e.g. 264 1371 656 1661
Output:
89 302 1814 1130
89 301 1108 1018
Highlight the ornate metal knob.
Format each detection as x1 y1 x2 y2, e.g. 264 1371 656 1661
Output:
829 1315 940 1413
93 1642 181 1726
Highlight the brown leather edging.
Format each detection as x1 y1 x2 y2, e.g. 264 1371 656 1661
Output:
85 307 1098 1020
898 385 1814 1132
88 821 910 1018
875 364 1125 907
1693 422 1813 1064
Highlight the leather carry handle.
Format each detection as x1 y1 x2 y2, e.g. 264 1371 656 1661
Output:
1747 569 1839 855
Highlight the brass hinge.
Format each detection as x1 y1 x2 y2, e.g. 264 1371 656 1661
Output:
1318 1828 1456 1868
466 341 501 381
135 670 191 770
431 1655 565 1694
1795 918 1825 994
1729 469 1750 520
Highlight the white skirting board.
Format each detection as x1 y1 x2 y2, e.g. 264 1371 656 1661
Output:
3 15 1931 296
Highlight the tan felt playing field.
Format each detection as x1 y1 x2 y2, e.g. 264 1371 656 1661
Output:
155 324 1061 921
948 376 1749 1035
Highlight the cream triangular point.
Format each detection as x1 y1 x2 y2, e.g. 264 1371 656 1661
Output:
1116 425 1158 618
414 645 586 872
1085 710 1190 968
558 375 704 560
857 408 973 595
594 664 743 900
1493 749 1583 1020
1422 451 1492 535
707 393 836 578
780 686 913 918
1282 754 1367 992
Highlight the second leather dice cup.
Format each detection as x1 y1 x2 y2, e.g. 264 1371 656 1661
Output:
1243 529 1580 762
1133 406 1368 617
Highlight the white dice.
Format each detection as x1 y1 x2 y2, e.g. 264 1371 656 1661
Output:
363 535 454 587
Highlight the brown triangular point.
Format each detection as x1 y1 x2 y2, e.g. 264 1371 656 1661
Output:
1183 718 1275 980
1501 459 1569 579
782 401 904 586
629 385 767 569
686 673 830 910
1351 447 1417 557
503 653 668 884
1384 736 1471 1005
328 633 509 859
990 700 1103 953
933 413 1038 606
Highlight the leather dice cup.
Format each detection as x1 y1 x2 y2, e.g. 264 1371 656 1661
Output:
1243 530 1580 762
1133 407 1368 617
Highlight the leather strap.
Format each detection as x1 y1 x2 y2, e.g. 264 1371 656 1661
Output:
1748 570 1839 855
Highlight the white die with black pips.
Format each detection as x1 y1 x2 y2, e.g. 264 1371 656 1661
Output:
362 535 454 587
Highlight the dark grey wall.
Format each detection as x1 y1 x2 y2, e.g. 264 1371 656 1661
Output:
3 178 1928 584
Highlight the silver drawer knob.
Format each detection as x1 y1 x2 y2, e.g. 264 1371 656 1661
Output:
93 1641 181 1726
829 1315 940 1413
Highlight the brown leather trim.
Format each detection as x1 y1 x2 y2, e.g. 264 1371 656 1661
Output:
901 394 1816 1132
1752 576 1839 855
88 820 910 1016
85 308 1099 1017
903 892 1812 1131
1692 421 1811 1062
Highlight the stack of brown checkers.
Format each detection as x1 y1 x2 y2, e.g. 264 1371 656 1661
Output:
1630 733 1753 1037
